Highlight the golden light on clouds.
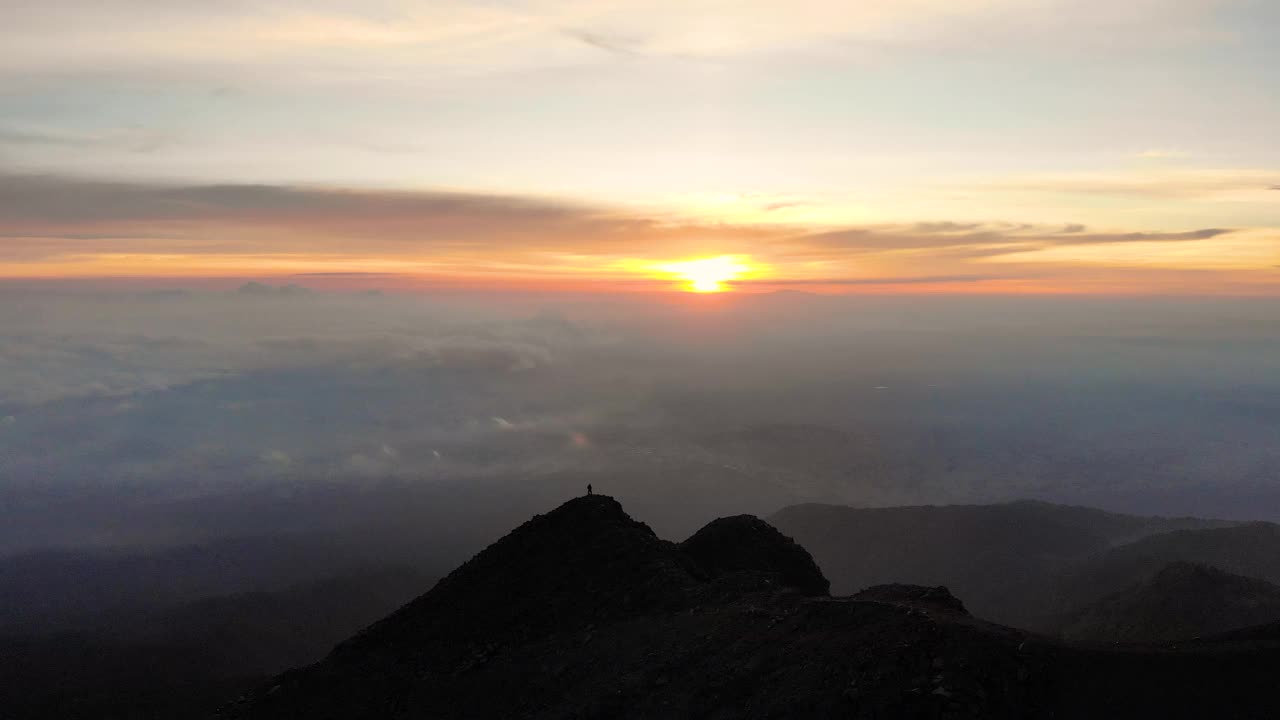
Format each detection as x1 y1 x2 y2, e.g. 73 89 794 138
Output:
3 174 1277 295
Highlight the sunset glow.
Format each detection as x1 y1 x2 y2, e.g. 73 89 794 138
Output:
0 2 1278 295
660 256 754 293
8 7 1280 715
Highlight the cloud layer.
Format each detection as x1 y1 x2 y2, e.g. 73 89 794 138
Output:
2 174 1275 294
0 1 1224 79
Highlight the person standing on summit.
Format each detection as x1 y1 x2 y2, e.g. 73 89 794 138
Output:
587 484 593 495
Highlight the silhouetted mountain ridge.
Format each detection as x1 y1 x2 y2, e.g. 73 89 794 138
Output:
768 500 1235 626
1056 562 1280 643
1047 522 1280 619
851 584 969 615
679 514 829 596
0 534 392 634
329 495 825 669
0 568 431 720
227 495 1280 719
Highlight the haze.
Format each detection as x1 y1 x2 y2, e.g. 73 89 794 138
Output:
2 4 1280 717
2 288 1278 559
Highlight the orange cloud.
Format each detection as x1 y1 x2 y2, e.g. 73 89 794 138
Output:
2 175 1277 295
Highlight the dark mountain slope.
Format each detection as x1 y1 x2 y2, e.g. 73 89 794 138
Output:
767 501 1229 626
1056 562 1280 643
851 583 969 614
228 496 1280 720
1059 522 1280 602
1038 522 1280 623
326 495 705 670
1 568 431 720
0 534 394 633
679 514 829 596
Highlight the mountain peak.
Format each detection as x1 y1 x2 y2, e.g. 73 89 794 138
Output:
681 514 829 596
228 497 1280 720
327 494 698 665
543 493 636 525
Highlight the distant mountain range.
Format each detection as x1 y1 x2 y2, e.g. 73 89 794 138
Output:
225 496 1280 719
9 496 1280 719
0 568 430 720
0 534 404 634
767 500 1237 628
1056 562 1280 643
1047 522 1280 619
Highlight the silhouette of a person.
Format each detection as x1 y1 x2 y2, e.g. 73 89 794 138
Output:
587 484 593 496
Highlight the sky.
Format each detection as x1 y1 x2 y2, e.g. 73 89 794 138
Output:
2 0 1279 293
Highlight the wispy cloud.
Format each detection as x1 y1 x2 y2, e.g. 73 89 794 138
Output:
0 126 172 153
740 273 1019 286
0 0 1231 83
1133 149 1189 160
787 224 1235 254
563 28 643 56
0 174 774 275
980 169 1280 200
0 174 1272 292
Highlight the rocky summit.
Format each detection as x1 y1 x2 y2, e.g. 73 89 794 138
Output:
225 496 1280 719
678 514 830 597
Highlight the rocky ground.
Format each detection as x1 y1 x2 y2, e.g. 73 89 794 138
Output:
224 495 1280 719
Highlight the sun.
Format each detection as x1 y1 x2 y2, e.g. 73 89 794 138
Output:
659 255 752 293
